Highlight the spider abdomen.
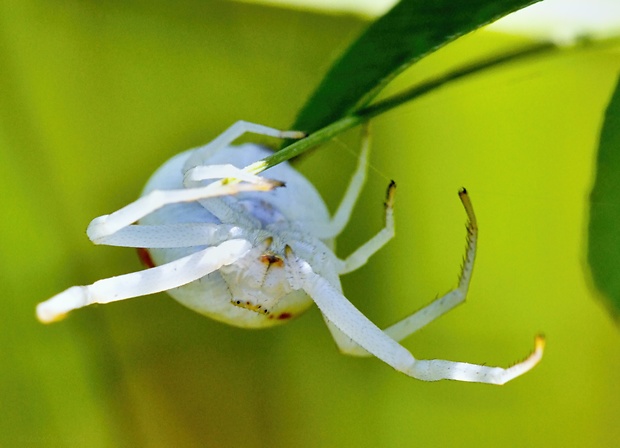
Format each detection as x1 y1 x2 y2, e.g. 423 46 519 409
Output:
137 142 332 328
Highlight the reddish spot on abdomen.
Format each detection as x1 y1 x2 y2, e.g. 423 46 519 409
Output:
137 248 155 268
268 312 293 321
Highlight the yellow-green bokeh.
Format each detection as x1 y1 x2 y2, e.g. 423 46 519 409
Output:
1 1 619 447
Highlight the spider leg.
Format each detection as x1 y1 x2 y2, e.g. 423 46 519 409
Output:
325 190 471 354
379 189 477 341
407 337 544 384
183 120 306 173
286 247 415 371
37 239 252 323
87 166 278 245
332 189 475 349
337 180 395 274
184 163 272 184
286 249 544 384
93 223 242 248
313 124 371 239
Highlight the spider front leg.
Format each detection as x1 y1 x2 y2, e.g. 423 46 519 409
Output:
286 250 544 384
37 239 252 323
88 164 280 245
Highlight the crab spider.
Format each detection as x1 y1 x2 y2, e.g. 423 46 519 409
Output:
37 120 544 384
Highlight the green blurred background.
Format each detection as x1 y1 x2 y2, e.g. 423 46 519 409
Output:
1 1 619 446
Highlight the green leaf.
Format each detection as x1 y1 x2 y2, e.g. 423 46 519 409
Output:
589 75 620 320
291 0 542 134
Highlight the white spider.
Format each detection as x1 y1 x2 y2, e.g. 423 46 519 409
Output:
37 121 544 384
